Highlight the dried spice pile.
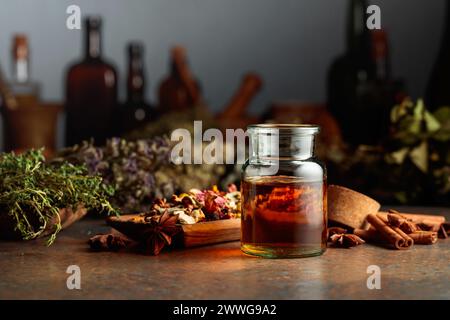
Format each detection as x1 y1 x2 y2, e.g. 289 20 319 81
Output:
53 136 225 212
89 184 241 255
144 184 241 224
0 149 116 245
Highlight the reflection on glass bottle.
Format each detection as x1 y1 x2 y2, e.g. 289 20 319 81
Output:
65 16 117 146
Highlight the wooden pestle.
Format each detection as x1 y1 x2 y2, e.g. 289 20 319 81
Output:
172 46 202 105
218 73 263 119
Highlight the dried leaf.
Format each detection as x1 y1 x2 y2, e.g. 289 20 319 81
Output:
387 148 409 165
409 141 428 173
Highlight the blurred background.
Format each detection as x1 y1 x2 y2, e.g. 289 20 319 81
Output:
0 0 444 114
0 0 449 207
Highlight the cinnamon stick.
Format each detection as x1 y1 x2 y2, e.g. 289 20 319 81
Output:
354 229 381 242
379 211 445 231
387 212 417 234
379 214 414 247
409 231 438 245
172 46 201 105
366 214 413 250
354 229 438 245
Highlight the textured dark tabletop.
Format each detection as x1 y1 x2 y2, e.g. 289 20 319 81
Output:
0 207 449 300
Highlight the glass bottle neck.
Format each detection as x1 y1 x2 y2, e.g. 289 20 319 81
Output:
127 54 145 103
248 125 318 162
13 58 29 83
371 31 390 80
12 36 30 83
346 0 370 55
250 135 315 162
170 60 182 80
85 26 102 60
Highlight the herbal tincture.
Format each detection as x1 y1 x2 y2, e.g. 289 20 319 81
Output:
241 124 327 258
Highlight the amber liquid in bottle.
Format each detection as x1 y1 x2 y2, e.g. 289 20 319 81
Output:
241 176 327 258
65 16 117 146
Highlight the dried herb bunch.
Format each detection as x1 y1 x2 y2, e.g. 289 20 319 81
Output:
0 149 116 244
54 136 225 212
89 185 241 255
329 98 450 205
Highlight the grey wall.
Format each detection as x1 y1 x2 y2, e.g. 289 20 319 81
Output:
0 0 445 115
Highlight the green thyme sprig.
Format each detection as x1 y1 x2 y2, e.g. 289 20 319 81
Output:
0 149 117 245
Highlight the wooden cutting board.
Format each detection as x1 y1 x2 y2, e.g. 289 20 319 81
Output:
107 215 241 248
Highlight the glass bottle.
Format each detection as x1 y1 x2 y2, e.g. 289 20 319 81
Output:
9 34 40 107
65 16 117 146
327 0 375 145
241 124 327 258
117 42 157 135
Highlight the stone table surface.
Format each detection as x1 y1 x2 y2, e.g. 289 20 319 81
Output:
0 207 449 300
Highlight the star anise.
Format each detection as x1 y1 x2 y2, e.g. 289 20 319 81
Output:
144 210 180 255
327 227 348 238
329 233 365 248
88 234 132 251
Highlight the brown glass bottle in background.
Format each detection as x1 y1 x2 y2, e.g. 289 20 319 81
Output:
65 16 117 146
158 46 201 112
426 2 450 111
10 35 40 107
327 0 374 146
117 42 158 135
327 0 405 146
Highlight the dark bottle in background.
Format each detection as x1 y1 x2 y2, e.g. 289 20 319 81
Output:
367 30 405 142
116 42 157 136
158 46 201 113
327 0 404 146
65 16 117 146
426 2 450 111
327 0 374 146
